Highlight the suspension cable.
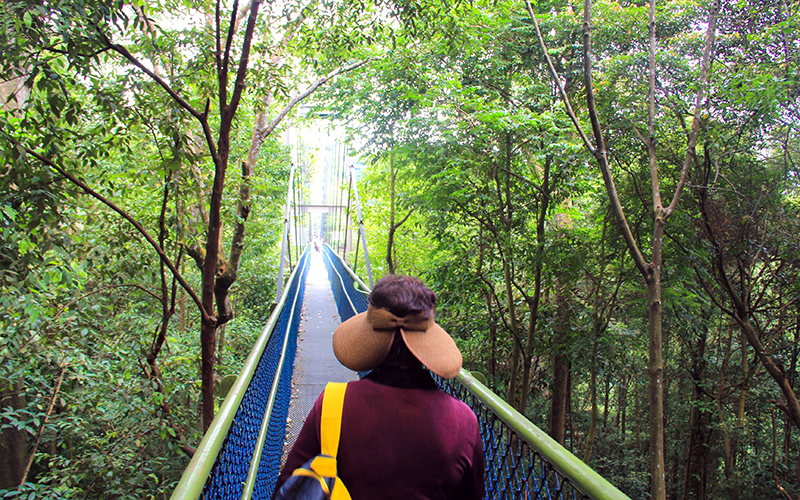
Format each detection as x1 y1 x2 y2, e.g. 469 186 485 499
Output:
276 162 296 302
292 160 300 266
350 164 373 287
337 143 346 256
332 142 339 254
340 145 348 256
286 167 294 272
343 163 353 264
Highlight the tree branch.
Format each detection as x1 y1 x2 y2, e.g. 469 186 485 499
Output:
276 0 320 54
664 0 719 217
527 0 650 279
258 59 371 142
647 0 662 212
54 284 163 317
7 136 208 321
20 363 67 486
395 208 415 228
215 0 223 88
101 36 221 167
226 0 261 121
104 39 201 120
580 0 606 156
525 0 595 154
219 0 241 106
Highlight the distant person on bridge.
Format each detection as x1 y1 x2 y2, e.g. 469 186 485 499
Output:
274 275 485 500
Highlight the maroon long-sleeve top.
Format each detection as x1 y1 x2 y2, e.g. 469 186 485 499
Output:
274 368 485 500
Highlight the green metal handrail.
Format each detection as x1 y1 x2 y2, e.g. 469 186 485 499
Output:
241 253 309 499
170 258 307 500
452 370 630 500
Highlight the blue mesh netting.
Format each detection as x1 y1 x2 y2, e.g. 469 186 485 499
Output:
435 376 591 500
254 249 309 500
203 248 310 499
322 245 369 319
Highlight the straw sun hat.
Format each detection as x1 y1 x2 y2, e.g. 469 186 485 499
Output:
333 305 463 379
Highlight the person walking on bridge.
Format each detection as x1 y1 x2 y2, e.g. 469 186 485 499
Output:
275 275 485 500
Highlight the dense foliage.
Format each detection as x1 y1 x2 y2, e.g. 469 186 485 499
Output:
2 0 799 498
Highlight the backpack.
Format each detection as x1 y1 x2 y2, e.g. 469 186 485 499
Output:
273 382 352 500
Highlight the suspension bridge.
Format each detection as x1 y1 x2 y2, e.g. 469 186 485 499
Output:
169 143 632 500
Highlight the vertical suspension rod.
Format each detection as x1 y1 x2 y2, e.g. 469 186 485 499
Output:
331 143 339 251
350 164 373 287
330 141 341 251
292 162 296 262
337 143 346 256
276 162 296 302
344 165 353 263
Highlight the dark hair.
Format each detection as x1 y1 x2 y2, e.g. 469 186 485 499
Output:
369 275 437 369
369 275 437 318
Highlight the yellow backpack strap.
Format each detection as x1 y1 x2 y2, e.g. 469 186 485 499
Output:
330 480 351 500
320 382 347 458
290 468 331 496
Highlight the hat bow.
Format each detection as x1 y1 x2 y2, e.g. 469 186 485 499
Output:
367 306 431 333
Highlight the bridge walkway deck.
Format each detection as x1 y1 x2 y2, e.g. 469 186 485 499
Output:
280 249 358 464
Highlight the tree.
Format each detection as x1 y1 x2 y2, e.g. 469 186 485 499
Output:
526 0 718 497
2 0 369 431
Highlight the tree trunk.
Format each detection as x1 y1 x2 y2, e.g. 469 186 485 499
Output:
603 370 611 429
487 290 497 378
648 218 666 500
526 0 717 495
387 152 396 274
549 354 570 446
584 323 601 463
179 289 187 334
738 330 749 427
518 154 550 415
217 323 227 364
199 143 227 430
784 311 799 461
199 317 218 430
550 282 571 445
716 326 741 500
717 387 740 500
618 375 628 436
476 225 496 378
505 258 522 406
0 381 26 488
384 152 414 275
682 326 711 500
